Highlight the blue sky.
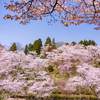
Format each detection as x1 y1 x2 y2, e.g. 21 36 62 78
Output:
0 0 100 48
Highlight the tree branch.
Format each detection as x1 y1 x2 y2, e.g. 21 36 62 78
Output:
42 0 58 14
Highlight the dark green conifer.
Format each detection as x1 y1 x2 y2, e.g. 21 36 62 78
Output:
79 40 84 45
65 42 69 45
52 38 55 45
78 40 97 46
44 37 51 46
9 42 17 51
28 43 34 51
88 40 92 45
24 44 29 55
71 41 76 46
33 38 42 55
83 40 88 46
91 40 97 46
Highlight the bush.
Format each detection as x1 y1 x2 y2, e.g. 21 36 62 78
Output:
48 65 54 72
66 94 97 99
50 94 66 99
52 89 61 94
10 94 97 100
56 74 63 78
11 93 36 99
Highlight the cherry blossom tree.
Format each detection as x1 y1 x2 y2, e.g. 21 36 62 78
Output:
3 0 100 29
45 44 100 76
58 60 73 77
45 44 100 99
0 44 100 99
0 50 56 99
65 63 100 100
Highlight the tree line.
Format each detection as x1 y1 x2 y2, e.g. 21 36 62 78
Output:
1 42 100 100
9 38 97 55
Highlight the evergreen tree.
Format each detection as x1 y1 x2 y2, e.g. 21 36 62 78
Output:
24 45 29 55
44 37 51 46
9 42 17 51
78 40 97 46
28 43 34 51
33 38 42 55
65 42 69 45
71 41 76 46
79 40 84 45
52 38 55 45
91 40 97 46
88 40 92 45
83 40 88 46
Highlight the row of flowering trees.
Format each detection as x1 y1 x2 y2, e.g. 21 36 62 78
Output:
0 49 57 99
0 44 100 99
41 44 100 99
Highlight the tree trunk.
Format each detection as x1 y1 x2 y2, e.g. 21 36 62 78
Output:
90 87 99 100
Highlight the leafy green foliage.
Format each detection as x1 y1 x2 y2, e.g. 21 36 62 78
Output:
93 60 100 68
66 95 96 99
9 42 17 51
49 66 59 75
52 38 55 45
33 38 42 55
11 93 36 99
56 74 63 78
79 40 97 46
44 37 51 46
65 42 69 45
71 41 77 46
52 89 61 94
48 65 54 72
50 94 66 99
28 43 34 51
24 44 29 55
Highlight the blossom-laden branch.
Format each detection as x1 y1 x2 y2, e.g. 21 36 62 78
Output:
3 0 100 29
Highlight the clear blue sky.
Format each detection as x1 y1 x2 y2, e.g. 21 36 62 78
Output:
0 0 100 48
